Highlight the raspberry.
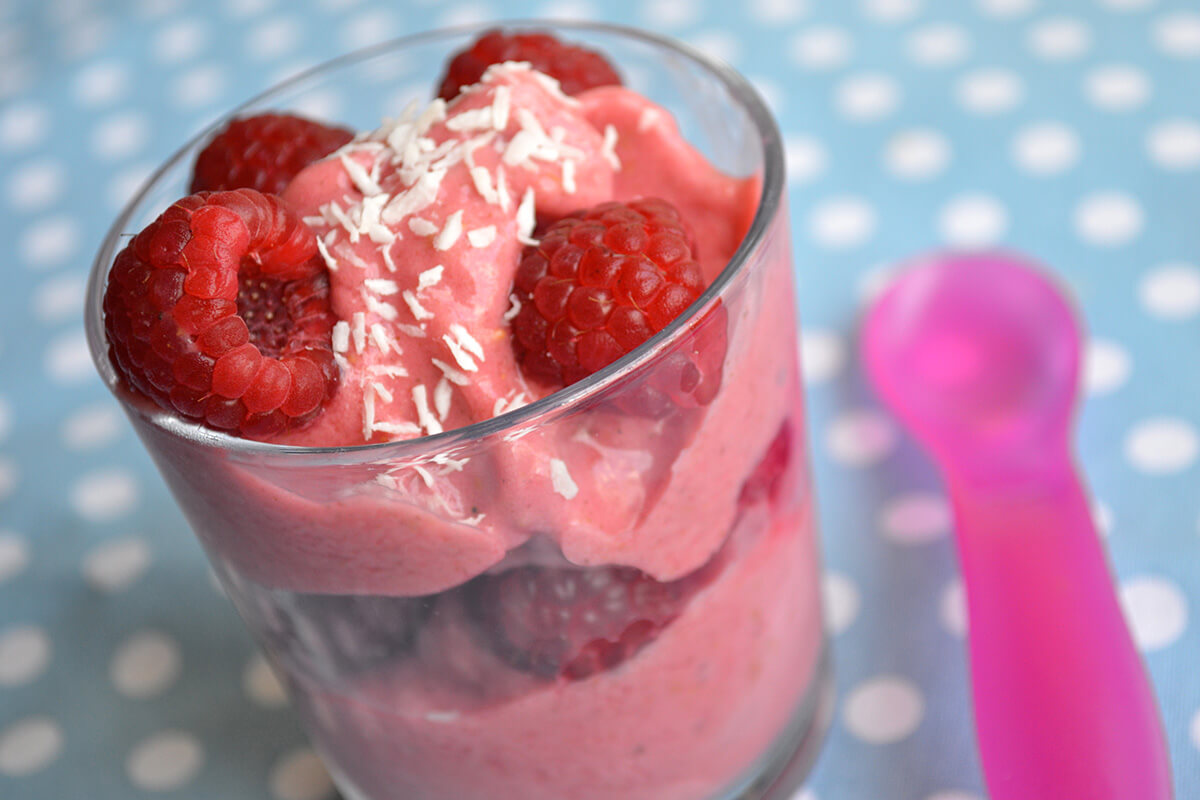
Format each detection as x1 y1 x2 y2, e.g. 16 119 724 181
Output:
437 29 621 100
103 188 339 438
190 113 353 195
464 559 719 680
510 198 724 407
739 420 793 508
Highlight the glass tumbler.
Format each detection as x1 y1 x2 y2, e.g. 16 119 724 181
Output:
85 21 831 800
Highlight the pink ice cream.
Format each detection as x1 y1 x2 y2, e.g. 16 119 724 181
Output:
126 62 825 800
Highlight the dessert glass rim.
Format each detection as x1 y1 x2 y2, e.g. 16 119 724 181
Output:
83 18 785 464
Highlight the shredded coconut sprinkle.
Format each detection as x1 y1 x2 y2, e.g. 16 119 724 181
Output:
550 458 579 499
412 385 443 435
340 153 384 196
364 278 398 296
365 294 398 321
402 289 433 321
332 321 350 353
369 364 409 378
369 322 395 354
449 323 485 361
315 236 339 271
562 159 576 194
516 187 537 245
408 216 438 236
431 357 470 386
470 166 499 204
362 385 375 441
434 377 452 421
372 381 394 404
467 226 496 248
352 312 367 354
503 293 522 322
442 334 478 372
433 210 464 251
492 85 512 130
417 265 444 291
601 124 621 170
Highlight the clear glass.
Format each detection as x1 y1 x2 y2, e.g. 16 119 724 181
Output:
85 21 830 800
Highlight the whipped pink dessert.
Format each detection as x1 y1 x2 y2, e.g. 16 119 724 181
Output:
99 30 825 800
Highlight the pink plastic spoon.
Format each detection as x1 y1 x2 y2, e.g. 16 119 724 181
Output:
861 251 1173 799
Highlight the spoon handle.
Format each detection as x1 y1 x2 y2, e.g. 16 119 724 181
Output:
947 456 1173 800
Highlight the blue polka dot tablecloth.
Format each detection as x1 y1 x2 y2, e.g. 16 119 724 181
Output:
2 0 1199 797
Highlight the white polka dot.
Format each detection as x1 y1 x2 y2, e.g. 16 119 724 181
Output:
1101 0 1155 9
1147 119 1200 170
91 112 150 160
880 492 951 543
170 64 226 110
0 533 29 585
836 73 901 121
71 469 140 522
45 329 92 383
789 26 852 71
1085 65 1151 112
5 158 64 211
1084 339 1131 395
800 329 846 385
137 0 185 18
827 409 897 466
1153 12 1200 59
862 0 921 23
1074 192 1144 247
106 162 154 210
33 273 86 323
72 60 128 106
62 404 123 450
225 0 275 16
127 731 204 791
884 129 951 180
1120 576 1188 651
1027 16 1090 60
338 9 395 50
0 459 15 501
786 135 827 184
150 18 209 64
1011 122 1080 175
59 17 112 61
0 626 51 687
111 631 182 698
642 0 698 26
1125 418 1199 475
940 580 968 636
844 676 924 744
938 194 1009 247
538 1 597 21
823 572 860 634
956 68 1023 114
906 23 970 67
435 3 494 28
247 16 301 60
809 196 877 249
751 0 808 23
689 31 741 64
0 103 49 151
1094 500 1114 536
0 396 9 442
270 748 334 800
0 717 63 777
20 216 79 268
83 536 151 592
1190 707 1200 753
292 90 343 124
1140 263 1200 319
977 0 1034 18
243 655 289 708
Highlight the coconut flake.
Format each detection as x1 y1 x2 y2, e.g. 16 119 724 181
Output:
362 386 375 441
402 289 433 321
601 124 620 170
492 85 512 130
372 381 394 404
442 334 478 372
369 364 409 378
469 166 499 204
467 226 496 248
431 357 470 386
332 321 350 353
328 201 360 243
412 385 443 435
412 464 435 487
503 293 522 322
382 168 446 224
502 130 539 167
446 106 493 132
449 323 485 361
315 236 339 271
381 243 398 273
369 323 395 354
396 323 427 338
365 295 398 321
497 167 511 212
358 194 394 244
433 210 464 251
372 420 420 436
415 99 447 135
364 278 399 296
418 265 444 291
408 216 438 236
516 187 537 245
562 159 577 194
532 70 581 107
434 377 452 421
352 312 367 354
550 458 579 499
340 153 384 196
461 513 486 526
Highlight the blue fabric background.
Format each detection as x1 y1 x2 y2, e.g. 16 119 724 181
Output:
1 0 1198 798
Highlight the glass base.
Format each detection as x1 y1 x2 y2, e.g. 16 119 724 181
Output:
330 640 833 800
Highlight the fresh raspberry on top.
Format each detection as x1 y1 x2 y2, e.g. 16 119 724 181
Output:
190 113 354 195
103 188 339 438
464 560 719 680
437 29 621 100
510 198 724 408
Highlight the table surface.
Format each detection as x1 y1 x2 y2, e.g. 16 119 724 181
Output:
2 0 1199 798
